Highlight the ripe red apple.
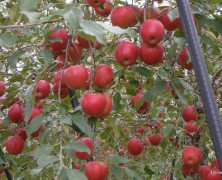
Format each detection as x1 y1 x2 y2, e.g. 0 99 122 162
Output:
14 128 27 141
47 28 68 54
114 41 138 67
94 1 112 17
212 158 219 169
63 65 88 90
55 55 65 69
154 120 162 129
87 0 105 7
139 42 164 65
84 67 92 90
84 161 108 180
140 19 165 46
74 164 81 170
75 138 94 160
8 104 24 124
110 5 137 28
97 94 112 119
68 42 82 63
131 93 150 114
199 165 212 180
205 169 222 180
127 138 143 156
181 164 199 176
135 127 145 134
31 124 44 138
142 138 150 146
76 35 93 49
94 64 114 89
0 81 6 97
148 133 163 146
178 47 193 71
182 146 202 166
184 122 200 137
139 7 161 23
182 105 197 122
33 80 50 100
6 136 25 155
128 4 141 22
145 120 152 127
53 83 69 99
81 93 107 118
158 8 181 31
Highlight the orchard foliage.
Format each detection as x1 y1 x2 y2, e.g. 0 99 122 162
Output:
0 0 222 179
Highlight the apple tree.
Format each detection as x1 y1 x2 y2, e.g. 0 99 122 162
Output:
0 0 222 179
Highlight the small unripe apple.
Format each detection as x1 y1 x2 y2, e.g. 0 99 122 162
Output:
127 138 143 156
140 19 165 46
6 136 25 155
114 41 138 67
33 80 50 100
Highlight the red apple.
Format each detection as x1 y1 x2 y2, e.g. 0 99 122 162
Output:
145 120 152 128
148 133 163 146
68 42 82 63
14 128 27 141
154 120 162 129
182 105 197 122
199 165 212 180
6 136 25 155
75 138 94 160
53 83 69 99
158 8 181 31
8 104 24 124
94 64 114 89
84 161 108 180
0 81 6 97
74 164 81 170
76 35 93 49
114 41 138 67
184 122 200 137
212 158 219 169
63 65 88 90
140 19 165 46
55 55 65 69
181 164 199 176
182 146 202 166
135 127 145 134
87 0 105 7
47 28 68 54
139 7 161 23
97 94 112 119
110 5 137 28
139 42 164 65
33 80 50 100
205 169 222 180
84 67 92 90
30 124 44 138
142 138 150 146
81 93 107 118
178 47 193 71
94 1 112 17
131 93 150 114
127 138 143 156
178 15 197 32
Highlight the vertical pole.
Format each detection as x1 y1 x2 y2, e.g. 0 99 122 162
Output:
176 0 222 171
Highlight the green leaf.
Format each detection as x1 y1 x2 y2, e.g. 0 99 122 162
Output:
19 0 40 11
58 167 87 180
109 154 128 166
37 155 58 169
0 33 17 47
79 20 106 45
125 168 142 180
113 92 121 107
144 80 167 101
33 144 53 160
71 114 94 138
64 142 90 154
160 137 168 149
210 0 221 4
168 8 180 21
20 11 41 23
0 147 5 162
63 7 83 31
111 165 124 180
7 50 26 67
97 22 137 38
39 49 54 66
179 79 193 90
135 67 151 77
144 165 155 176
27 114 45 137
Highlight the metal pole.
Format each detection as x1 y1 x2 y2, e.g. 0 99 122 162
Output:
176 0 222 171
